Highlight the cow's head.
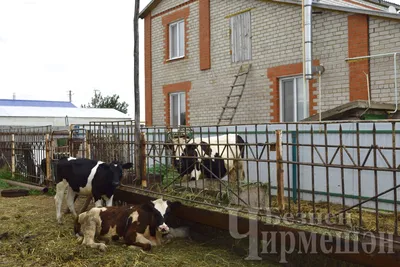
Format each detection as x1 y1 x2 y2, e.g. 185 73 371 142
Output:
108 161 133 187
141 198 181 234
165 133 200 178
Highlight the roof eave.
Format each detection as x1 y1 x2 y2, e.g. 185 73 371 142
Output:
271 0 400 20
138 0 400 20
139 0 161 19
313 2 400 20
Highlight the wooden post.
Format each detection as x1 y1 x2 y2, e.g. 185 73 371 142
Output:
133 0 142 186
45 134 51 186
276 130 285 212
86 142 91 160
140 132 146 187
83 131 87 158
11 134 15 178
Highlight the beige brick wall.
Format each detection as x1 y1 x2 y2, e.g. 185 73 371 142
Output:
151 0 200 125
369 17 400 105
152 0 188 16
149 0 398 126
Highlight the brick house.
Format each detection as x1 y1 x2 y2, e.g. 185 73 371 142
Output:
139 0 400 126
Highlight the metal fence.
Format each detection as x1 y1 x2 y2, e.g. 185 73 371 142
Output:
1 120 399 238
136 121 400 238
0 126 52 185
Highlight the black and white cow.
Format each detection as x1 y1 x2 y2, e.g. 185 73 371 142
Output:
74 198 183 251
166 133 246 183
54 157 133 224
41 157 91 215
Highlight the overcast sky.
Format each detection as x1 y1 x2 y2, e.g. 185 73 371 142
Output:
0 0 399 122
0 0 151 121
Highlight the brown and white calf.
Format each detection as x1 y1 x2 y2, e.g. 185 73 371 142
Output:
74 198 181 251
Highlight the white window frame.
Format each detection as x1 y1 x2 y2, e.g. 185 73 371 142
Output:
169 92 186 126
230 10 252 63
169 19 185 60
279 76 309 122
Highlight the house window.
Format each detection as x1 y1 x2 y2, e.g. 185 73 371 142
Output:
169 20 185 59
170 92 186 126
230 11 252 63
279 76 309 122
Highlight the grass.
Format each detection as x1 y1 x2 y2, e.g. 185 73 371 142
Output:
0 195 282 267
0 194 278 267
0 166 56 197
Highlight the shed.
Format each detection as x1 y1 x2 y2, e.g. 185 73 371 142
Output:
0 99 76 108
0 106 131 127
302 100 400 121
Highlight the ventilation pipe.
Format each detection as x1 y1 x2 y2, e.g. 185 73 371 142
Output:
304 0 313 80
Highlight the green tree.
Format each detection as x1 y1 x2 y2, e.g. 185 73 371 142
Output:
81 90 129 114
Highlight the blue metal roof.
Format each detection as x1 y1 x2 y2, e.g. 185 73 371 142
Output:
0 99 76 108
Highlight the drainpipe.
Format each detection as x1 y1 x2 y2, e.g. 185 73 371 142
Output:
390 52 398 114
304 0 313 80
302 0 307 107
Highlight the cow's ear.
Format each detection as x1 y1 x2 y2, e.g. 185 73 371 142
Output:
122 162 133 169
141 202 155 213
167 200 182 210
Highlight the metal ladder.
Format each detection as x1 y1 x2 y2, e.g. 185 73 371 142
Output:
217 63 251 125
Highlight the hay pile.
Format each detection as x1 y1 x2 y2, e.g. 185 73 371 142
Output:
268 196 398 235
0 193 276 267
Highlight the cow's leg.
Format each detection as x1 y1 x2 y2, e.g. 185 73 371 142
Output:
133 233 153 251
66 186 78 218
55 180 69 224
94 199 103 207
231 160 244 183
124 230 152 251
64 195 80 214
104 195 114 207
79 195 93 214
91 191 103 207
228 166 238 185
81 219 107 251
191 168 201 181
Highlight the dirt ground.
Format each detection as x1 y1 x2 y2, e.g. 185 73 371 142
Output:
0 193 278 267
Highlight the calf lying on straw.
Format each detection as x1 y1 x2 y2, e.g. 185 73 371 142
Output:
74 198 182 251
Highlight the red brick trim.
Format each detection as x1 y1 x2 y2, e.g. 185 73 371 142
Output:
144 15 153 126
348 14 370 101
267 60 319 122
199 0 211 70
162 7 190 63
152 0 197 19
163 81 192 126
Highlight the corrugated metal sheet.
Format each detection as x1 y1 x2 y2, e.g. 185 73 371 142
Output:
0 106 131 119
0 99 76 108
314 0 387 11
383 0 400 7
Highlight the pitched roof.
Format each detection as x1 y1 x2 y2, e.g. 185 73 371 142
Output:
0 99 77 108
0 106 131 119
139 0 400 19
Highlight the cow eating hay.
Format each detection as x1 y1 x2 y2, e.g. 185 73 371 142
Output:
166 132 246 185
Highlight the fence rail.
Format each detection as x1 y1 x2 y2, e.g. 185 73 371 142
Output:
1 120 399 238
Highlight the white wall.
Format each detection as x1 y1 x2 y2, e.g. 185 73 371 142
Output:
0 116 131 127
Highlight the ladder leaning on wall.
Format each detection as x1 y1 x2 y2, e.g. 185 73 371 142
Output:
217 63 251 125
